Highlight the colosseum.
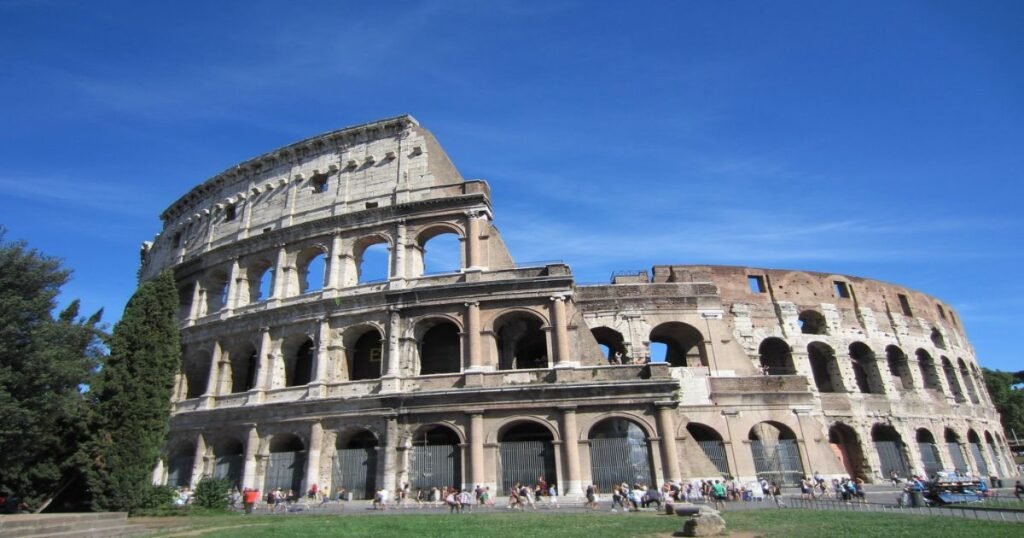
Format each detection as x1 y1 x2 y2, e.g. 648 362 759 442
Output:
139 115 1016 499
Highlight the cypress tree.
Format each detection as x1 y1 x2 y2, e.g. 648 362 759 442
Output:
82 269 180 512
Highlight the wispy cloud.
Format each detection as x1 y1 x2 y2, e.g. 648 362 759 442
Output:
0 175 157 217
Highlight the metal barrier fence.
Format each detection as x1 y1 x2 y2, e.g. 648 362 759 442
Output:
781 497 1024 523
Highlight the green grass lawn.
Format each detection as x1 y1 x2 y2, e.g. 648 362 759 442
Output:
134 509 1022 538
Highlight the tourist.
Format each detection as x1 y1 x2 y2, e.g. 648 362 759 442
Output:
711 480 727 510
445 487 460 513
459 489 473 512
547 483 559 507
1014 480 1023 501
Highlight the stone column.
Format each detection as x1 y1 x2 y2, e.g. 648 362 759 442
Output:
381 416 399 494
468 410 485 490
655 402 682 483
559 407 582 496
382 308 402 389
226 257 242 312
306 422 323 493
203 341 222 408
392 220 407 282
465 302 482 371
465 211 482 270
272 246 289 301
314 318 331 386
190 434 207 488
242 425 260 489
326 233 344 291
188 280 202 323
549 296 571 367
250 328 271 404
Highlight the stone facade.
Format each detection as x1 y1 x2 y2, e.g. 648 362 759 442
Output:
140 115 1016 498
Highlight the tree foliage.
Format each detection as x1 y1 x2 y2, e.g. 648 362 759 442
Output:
81 269 180 512
192 477 233 510
0 229 103 507
982 368 1024 439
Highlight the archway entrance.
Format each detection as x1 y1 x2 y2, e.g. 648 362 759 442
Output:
498 422 556 495
495 312 548 370
409 426 462 491
916 429 942 478
649 322 707 367
265 435 306 493
749 422 804 485
828 423 865 479
872 424 909 479
759 338 795 375
807 342 843 393
588 418 653 491
967 430 988 476
687 423 729 476
166 443 194 487
418 320 461 375
944 429 968 473
333 430 378 500
348 329 383 381
212 438 244 487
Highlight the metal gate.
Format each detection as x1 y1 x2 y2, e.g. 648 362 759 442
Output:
332 447 377 500
588 438 652 492
969 443 989 476
697 440 730 476
409 444 461 491
264 451 306 493
498 440 555 495
947 442 968 473
875 441 909 478
751 440 803 485
166 455 193 487
213 454 243 486
917 443 942 477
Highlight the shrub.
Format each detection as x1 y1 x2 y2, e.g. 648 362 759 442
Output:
192 477 233 510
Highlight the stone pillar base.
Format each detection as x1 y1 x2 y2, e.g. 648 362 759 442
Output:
380 376 402 393
247 390 265 405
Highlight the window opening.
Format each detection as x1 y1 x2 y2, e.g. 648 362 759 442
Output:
897 294 913 316
748 275 767 294
358 243 389 283
833 281 851 299
311 174 329 194
936 304 946 319
365 202 378 209
225 204 237 222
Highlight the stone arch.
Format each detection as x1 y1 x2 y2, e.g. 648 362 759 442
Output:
957 358 980 404
942 427 969 475
295 244 329 294
749 421 804 485
343 324 384 381
281 334 315 387
759 337 795 375
871 423 910 479
245 257 275 304
410 316 462 376
930 328 946 350
203 269 230 314
407 424 463 491
807 341 844 393
885 345 914 391
496 419 558 495
580 411 657 442
265 433 306 493
849 342 885 394
333 428 379 500
166 441 195 487
798 310 828 335
354 234 391 284
941 356 965 402
915 428 943 478
226 341 259 393
649 321 708 367
211 436 245 485
182 348 210 399
829 422 866 479
915 349 942 392
591 326 628 362
490 416 561 444
412 223 464 277
492 309 549 370
966 429 989 476
588 416 655 491
686 423 729 476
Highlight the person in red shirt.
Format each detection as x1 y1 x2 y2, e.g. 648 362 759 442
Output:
242 487 260 514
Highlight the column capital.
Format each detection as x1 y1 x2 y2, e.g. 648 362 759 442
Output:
464 301 480 308
654 400 679 410
464 409 485 417
259 326 271 333
557 405 578 413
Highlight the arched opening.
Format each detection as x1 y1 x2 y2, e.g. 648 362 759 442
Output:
916 350 942 392
944 429 969 473
591 327 628 363
494 312 548 370
967 430 988 476
285 338 315 387
958 358 980 404
984 431 1003 476
418 320 461 375
687 423 729 476
297 248 327 294
498 422 556 495
419 230 462 276
356 240 389 284
166 443 195 487
941 356 965 402
807 342 844 393
916 429 942 478
408 425 462 491
265 434 306 493
930 328 946 350
348 329 383 381
798 310 828 335
333 430 378 500
749 422 804 485
885 345 914 390
649 322 707 367
829 423 866 479
849 342 885 394
229 344 258 393
872 424 909 479
588 418 653 491
183 351 210 399
759 337 795 375
246 261 274 304
212 438 244 486
205 271 229 314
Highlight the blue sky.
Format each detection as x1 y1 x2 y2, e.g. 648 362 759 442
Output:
1 1 1021 371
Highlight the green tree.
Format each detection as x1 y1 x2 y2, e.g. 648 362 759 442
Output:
82 269 180 512
982 368 1024 439
0 229 103 508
